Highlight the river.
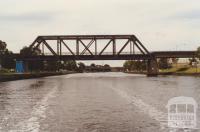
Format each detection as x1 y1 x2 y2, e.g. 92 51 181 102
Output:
0 72 199 132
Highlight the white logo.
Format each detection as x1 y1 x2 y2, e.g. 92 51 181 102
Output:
166 96 198 131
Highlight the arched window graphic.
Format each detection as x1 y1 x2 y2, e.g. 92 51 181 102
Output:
166 96 198 130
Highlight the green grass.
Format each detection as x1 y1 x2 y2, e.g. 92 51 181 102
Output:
180 67 200 73
159 67 178 73
0 69 10 74
160 66 200 74
0 68 15 75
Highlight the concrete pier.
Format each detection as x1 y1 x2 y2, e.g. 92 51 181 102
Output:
147 58 158 77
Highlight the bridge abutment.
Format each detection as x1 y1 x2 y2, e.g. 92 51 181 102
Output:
147 59 158 77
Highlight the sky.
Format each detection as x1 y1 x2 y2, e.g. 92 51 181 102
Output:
0 0 200 66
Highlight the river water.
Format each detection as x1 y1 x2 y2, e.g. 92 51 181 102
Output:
0 72 199 132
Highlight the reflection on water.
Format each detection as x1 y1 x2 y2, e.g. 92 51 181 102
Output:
0 73 199 132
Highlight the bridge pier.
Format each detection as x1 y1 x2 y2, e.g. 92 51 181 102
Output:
147 59 158 77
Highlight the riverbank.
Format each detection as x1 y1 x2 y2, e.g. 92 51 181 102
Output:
0 71 76 82
125 67 200 76
159 67 200 76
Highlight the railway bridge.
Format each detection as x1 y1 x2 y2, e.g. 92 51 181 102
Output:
10 35 197 76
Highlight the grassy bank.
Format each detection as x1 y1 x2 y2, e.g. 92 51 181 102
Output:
124 64 200 76
0 71 76 82
160 66 200 76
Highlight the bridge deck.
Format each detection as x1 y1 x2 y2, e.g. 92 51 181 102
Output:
151 51 196 58
8 51 196 61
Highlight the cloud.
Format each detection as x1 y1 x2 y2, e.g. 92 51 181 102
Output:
173 10 200 20
0 11 58 22
0 0 200 56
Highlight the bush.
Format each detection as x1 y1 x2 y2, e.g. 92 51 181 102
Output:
0 68 10 73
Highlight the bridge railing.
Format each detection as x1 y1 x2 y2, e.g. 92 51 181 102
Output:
43 51 143 56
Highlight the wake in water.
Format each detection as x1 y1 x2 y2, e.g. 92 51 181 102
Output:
110 86 168 130
12 86 58 132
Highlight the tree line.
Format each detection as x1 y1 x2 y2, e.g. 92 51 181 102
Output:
1 40 200 72
19 46 111 72
0 40 15 69
0 43 111 72
123 58 174 72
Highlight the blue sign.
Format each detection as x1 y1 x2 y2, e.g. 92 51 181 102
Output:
16 61 24 73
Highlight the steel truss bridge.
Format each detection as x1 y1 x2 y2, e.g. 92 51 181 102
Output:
8 35 197 76
29 35 150 60
14 35 196 60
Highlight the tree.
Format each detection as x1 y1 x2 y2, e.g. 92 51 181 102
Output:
103 64 111 72
189 57 198 73
90 63 96 68
63 60 77 71
123 61 133 71
0 41 15 69
104 64 110 68
20 46 43 71
78 62 86 72
138 61 147 71
197 47 200 60
171 58 179 68
44 61 60 71
0 40 7 53
20 46 41 56
123 60 146 72
158 58 172 69
172 58 178 64
189 58 197 66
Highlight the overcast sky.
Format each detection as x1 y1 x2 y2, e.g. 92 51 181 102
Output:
0 0 200 55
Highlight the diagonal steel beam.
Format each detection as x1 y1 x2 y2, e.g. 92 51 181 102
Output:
99 39 113 55
32 41 43 55
132 40 145 55
42 43 44 55
135 38 150 54
29 37 40 48
79 39 93 55
34 41 42 49
61 40 75 55
81 39 95 55
117 40 130 55
43 40 57 56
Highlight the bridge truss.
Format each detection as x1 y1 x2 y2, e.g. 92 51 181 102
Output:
29 35 151 60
